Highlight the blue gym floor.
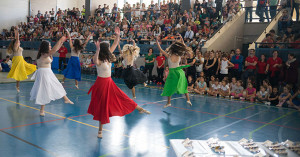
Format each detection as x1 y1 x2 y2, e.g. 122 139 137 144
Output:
0 73 300 157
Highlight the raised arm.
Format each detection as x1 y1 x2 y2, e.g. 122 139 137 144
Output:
82 32 93 48
66 29 73 49
14 27 20 50
155 36 168 57
109 27 120 53
49 36 67 55
94 41 100 66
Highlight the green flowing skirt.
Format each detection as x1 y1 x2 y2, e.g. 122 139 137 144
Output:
161 65 190 97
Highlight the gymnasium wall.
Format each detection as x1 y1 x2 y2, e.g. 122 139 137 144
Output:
0 0 29 31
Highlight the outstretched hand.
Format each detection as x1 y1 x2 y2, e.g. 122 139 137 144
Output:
114 27 120 36
95 41 100 50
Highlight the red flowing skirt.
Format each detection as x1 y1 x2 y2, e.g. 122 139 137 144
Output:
87 77 137 124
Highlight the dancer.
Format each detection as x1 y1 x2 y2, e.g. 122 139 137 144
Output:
156 36 192 108
118 39 147 99
87 27 150 138
30 36 74 116
62 31 93 89
7 27 36 92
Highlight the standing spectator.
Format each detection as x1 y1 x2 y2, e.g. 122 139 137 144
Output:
269 0 279 19
186 52 197 80
285 53 298 85
257 54 267 86
266 50 282 86
144 48 155 84
291 0 299 22
256 0 269 22
195 49 204 77
156 52 166 84
58 44 68 71
243 49 258 86
230 48 243 80
278 9 292 31
245 0 253 22
219 54 234 81
205 51 217 79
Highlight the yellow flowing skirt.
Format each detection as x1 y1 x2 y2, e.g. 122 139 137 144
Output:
7 56 37 81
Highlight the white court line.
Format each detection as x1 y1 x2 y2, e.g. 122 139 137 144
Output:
195 111 264 139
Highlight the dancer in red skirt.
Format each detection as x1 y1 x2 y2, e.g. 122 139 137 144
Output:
87 27 151 138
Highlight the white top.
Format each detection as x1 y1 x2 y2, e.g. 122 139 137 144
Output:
37 56 52 68
71 48 80 56
212 84 220 90
259 91 268 97
196 57 204 72
220 85 229 91
97 61 111 78
220 60 228 74
168 57 180 69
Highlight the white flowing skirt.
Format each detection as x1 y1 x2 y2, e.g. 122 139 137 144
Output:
30 68 66 105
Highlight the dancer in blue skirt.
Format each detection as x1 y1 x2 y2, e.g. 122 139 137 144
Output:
62 30 93 88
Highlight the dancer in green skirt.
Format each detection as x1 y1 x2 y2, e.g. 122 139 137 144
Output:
156 36 193 108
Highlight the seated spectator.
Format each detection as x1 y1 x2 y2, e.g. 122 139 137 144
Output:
231 80 244 99
194 76 208 95
184 26 194 40
207 79 220 96
261 33 274 48
288 87 300 110
1 59 11 72
278 9 292 31
266 86 279 106
230 77 237 91
277 85 292 107
256 85 269 103
187 75 195 92
219 80 230 97
243 82 256 102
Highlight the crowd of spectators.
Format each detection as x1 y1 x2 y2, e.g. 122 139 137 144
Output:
0 0 242 50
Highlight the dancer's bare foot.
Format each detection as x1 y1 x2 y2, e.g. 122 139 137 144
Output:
187 101 192 106
163 103 171 108
40 109 45 116
75 85 79 89
97 131 102 138
139 108 151 114
64 100 74 104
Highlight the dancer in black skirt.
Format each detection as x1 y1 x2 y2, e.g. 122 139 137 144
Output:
118 40 147 99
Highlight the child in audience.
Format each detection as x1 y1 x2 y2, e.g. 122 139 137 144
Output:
288 87 300 110
219 80 230 98
262 79 272 94
256 85 269 103
230 77 237 91
231 80 244 99
208 79 220 96
219 54 234 81
194 76 207 95
209 75 216 89
187 75 194 92
267 87 279 106
277 86 292 107
244 82 256 102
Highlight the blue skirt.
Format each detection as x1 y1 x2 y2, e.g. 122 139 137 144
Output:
63 56 81 81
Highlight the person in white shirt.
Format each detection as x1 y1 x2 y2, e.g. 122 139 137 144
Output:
195 49 204 77
208 79 220 96
256 85 269 103
184 26 194 40
219 54 234 81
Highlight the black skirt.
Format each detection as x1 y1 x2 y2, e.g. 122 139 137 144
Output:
122 66 147 89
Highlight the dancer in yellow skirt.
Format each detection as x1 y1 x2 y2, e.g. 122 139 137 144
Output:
7 27 36 92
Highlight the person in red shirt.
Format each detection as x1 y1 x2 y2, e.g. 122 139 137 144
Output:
256 54 267 86
156 52 166 84
242 49 258 86
58 44 68 71
266 50 282 86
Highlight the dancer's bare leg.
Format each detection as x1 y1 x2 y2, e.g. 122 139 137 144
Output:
16 81 20 92
62 77 66 83
132 87 136 99
40 105 45 116
164 96 172 108
63 95 74 104
75 80 79 89
135 105 151 114
98 123 104 138
185 93 192 106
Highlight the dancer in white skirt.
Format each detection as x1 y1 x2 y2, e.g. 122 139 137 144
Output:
30 36 74 116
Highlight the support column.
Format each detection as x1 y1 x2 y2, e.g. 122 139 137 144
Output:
85 0 92 22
